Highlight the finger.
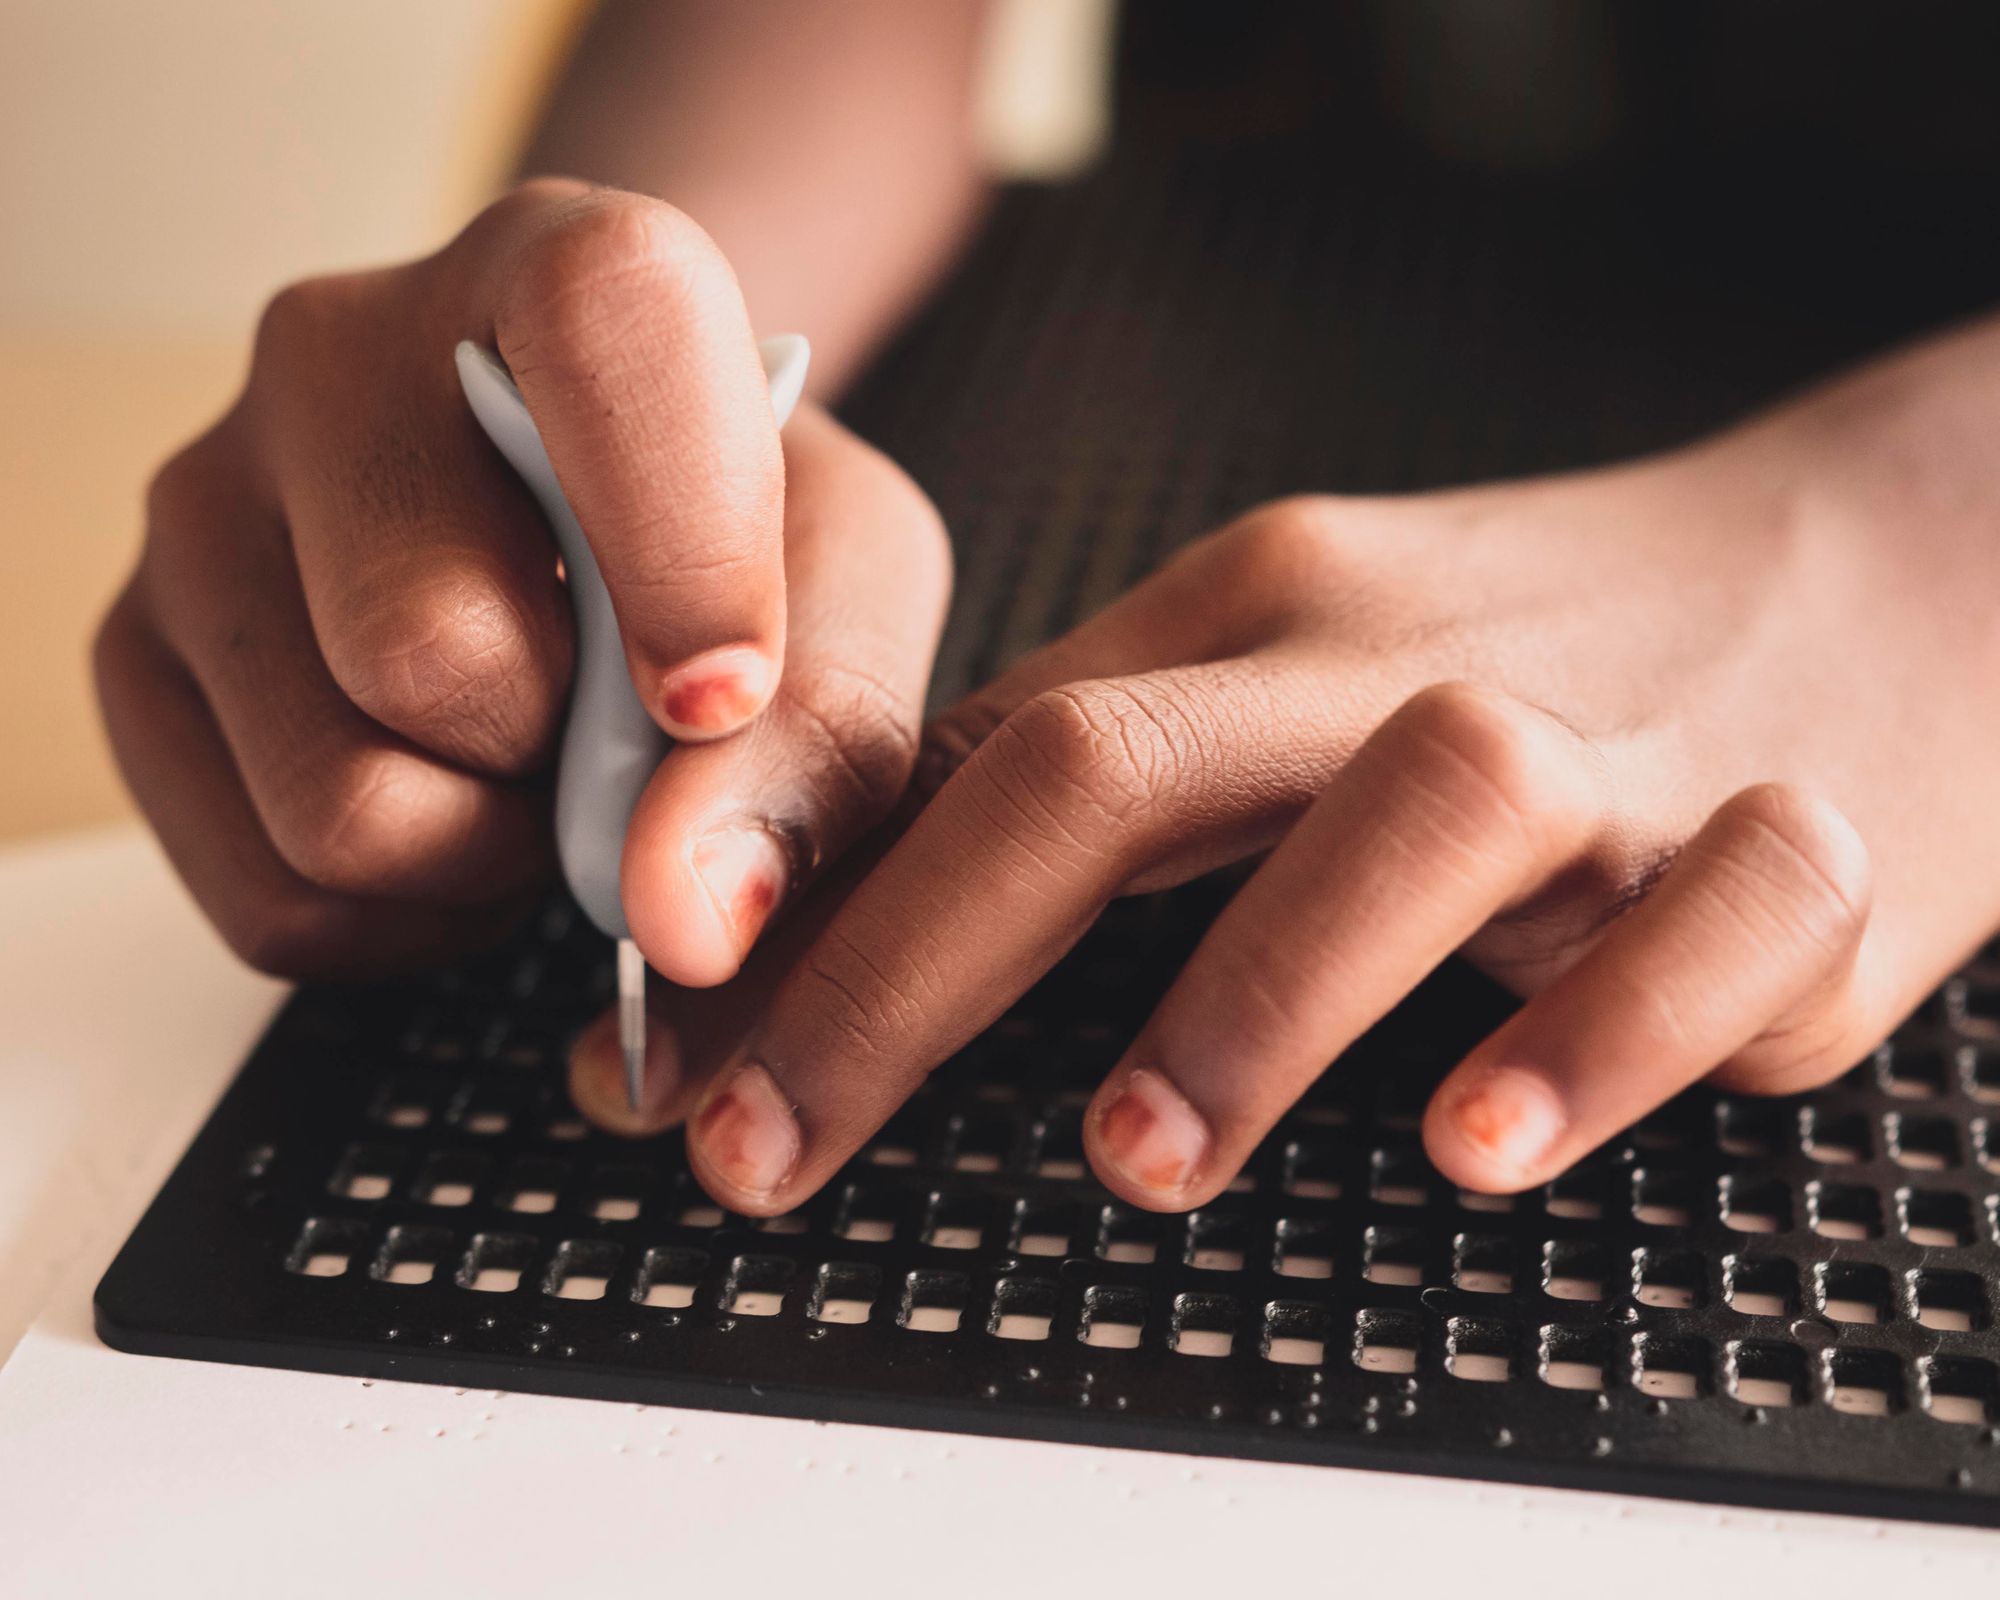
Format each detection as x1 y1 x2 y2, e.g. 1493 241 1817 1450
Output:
94 588 513 978
1084 684 1606 1210
245 272 574 774
475 183 788 740
916 507 1315 793
1424 783 1872 1192
683 654 1361 1213
139 452 550 905
619 406 950 988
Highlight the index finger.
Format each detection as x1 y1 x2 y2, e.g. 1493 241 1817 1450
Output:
474 182 788 740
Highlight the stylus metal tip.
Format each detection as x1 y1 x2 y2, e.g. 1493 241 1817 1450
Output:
617 937 646 1112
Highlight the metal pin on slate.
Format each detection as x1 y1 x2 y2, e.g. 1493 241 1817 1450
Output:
618 937 646 1110
455 335 810 1118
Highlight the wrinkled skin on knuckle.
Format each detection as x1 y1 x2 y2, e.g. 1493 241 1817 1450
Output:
264 748 445 897
1706 783 1873 962
329 562 558 773
792 916 945 1064
779 661 922 826
247 274 375 399
496 192 734 384
976 684 1179 854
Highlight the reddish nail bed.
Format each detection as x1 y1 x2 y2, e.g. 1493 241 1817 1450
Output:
1096 1070 1208 1194
692 1063 798 1198
658 646 772 735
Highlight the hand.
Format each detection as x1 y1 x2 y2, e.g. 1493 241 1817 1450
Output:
605 314 2000 1210
96 179 950 984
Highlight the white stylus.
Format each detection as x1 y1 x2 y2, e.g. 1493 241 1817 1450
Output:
455 335 811 1108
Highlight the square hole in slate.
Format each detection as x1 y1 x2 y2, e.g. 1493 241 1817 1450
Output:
634 1246 707 1309
1275 1218 1335 1280
1445 1317 1514 1383
1902 1187 1976 1247
1363 1226 1426 1287
834 1182 900 1244
1913 1269 1988 1333
1170 1293 1239 1358
371 1077 443 1131
1715 1099 1788 1158
330 1144 401 1203
923 1194 986 1251
1817 1261 1893 1325
1544 1239 1612 1302
1370 1147 1432 1208
545 1240 620 1301
989 1275 1057 1341
1011 1199 1073 1258
1282 1139 1343 1201
1828 1348 1904 1417
1808 1180 1881 1241
1354 1308 1422 1375
1453 1234 1514 1295
944 1111 1014 1174
676 1199 727 1229
1262 1300 1330 1366
1458 1188 1515 1215
1540 1325 1608 1392
1030 1109 1086 1179
586 1165 649 1223
372 1224 452 1286
458 1232 535 1294
1922 1356 1999 1426
1545 1170 1608 1221
1881 1046 1948 1100
723 1254 797 1317
413 1151 489 1209
1729 1340 1806 1408
499 1157 568 1215
916 1192 976 1256
1080 1285 1147 1349
1721 1175 1790 1234
1632 1109 1693 1152
1966 1046 2000 1105
756 1211 810 1237
1635 1334 1710 1400
901 1270 971 1333
1185 1209 1248 1272
1637 1249 1705 1310
1889 1114 1959 1171
287 1217 367 1278
864 1141 919 1169
454 1088 519 1137
1801 1107 1871 1165
544 1115 589 1142
810 1261 882 1325
1095 1203 1159 1264
1633 1168 1701 1228
1725 1257 1797 1318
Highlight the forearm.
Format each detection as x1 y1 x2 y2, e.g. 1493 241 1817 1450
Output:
519 0 993 395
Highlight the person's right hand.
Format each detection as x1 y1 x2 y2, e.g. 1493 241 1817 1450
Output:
96 179 950 984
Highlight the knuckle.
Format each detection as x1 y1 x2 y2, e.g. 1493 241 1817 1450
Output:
793 921 937 1061
499 192 728 371
328 565 554 771
250 274 360 376
1209 497 1354 587
987 681 1185 831
266 748 442 896
1385 682 1588 856
1712 782 1872 951
220 888 355 979
781 662 922 822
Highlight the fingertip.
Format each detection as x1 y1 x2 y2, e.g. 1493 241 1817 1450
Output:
685 1060 801 1215
568 1009 686 1136
1424 1064 1567 1194
624 823 786 990
655 643 777 741
1084 1068 1214 1212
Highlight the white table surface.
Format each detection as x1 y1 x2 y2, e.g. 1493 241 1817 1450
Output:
1 824 1994 1596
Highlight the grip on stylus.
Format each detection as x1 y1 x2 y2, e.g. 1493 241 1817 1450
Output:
454 334 810 940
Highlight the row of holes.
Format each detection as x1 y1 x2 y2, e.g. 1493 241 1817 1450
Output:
325 1142 1998 1251
284 1222 1999 1424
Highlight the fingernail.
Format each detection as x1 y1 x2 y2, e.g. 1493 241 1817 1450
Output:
1450 1067 1565 1177
692 1061 799 1200
658 645 773 740
1094 1069 1209 1197
568 1011 682 1134
691 826 789 961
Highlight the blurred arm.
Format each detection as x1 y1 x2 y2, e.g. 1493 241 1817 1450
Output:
520 0 993 395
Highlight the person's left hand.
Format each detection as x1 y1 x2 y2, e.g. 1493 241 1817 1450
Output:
570 317 2000 1214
